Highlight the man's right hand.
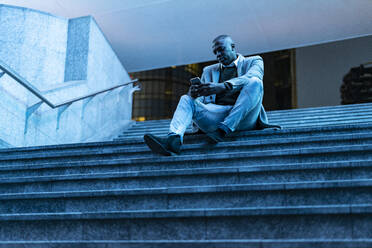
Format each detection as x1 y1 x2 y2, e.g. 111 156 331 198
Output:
189 85 200 98
188 80 202 98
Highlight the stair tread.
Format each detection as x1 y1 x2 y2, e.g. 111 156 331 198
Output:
0 239 371 248
0 144 371 172
1 159 370 182
1 178 371 199
2 122 372 153
1 131 372 161
1 204 371 221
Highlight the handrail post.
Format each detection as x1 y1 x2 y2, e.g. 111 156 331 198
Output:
24 101 43 134
53 79 138 108
123 84 141 104
81 96 94 120
56 103 72 130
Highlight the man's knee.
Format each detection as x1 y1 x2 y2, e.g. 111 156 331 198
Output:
180 94 193 102
178 94 195 111
242 77 263 94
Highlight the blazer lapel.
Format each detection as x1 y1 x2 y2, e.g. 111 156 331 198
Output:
236 54 244 77
211 66 220 83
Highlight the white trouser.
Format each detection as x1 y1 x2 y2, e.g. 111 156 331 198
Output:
169 79 263 141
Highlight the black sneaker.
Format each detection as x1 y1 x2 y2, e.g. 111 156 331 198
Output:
206 128 227 144
144 134 181 156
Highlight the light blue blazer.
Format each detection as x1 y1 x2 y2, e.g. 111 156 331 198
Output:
198 54 280 129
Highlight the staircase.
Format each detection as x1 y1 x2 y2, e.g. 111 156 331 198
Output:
0 103 372 247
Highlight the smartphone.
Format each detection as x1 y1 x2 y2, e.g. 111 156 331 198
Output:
190 77 201 86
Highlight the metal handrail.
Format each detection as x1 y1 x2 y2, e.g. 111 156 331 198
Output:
0 58 138 108
53 80 138 108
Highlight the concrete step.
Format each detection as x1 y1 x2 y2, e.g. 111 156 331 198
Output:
128 110 372 126
122 116 372 133
125 120 372 136
1 123 370 155
0 143 371 178
128 104 372 126
116 122 372 142
267 111 372 121
1 159 371 193
0 205 371 240
129 103 372 125
267 102 372 114
270 107 372 117
1 131 372 166
1 239 372 248
1 179 371 213
121 121 372 139
0 103 371 245
128 109 372 129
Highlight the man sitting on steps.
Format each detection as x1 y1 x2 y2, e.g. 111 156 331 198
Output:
144 34 280 156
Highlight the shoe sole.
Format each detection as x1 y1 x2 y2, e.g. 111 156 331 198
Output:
144 134 172 156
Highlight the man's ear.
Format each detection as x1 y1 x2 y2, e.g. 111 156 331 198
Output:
231 43 235 50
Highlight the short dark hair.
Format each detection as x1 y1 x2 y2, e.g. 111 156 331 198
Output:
213 35 232 43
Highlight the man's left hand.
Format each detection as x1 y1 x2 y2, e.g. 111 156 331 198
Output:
197 83 226 96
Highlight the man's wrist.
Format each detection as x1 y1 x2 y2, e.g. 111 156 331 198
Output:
224 81 232 90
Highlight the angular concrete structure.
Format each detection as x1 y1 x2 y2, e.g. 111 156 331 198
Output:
0 4 135 147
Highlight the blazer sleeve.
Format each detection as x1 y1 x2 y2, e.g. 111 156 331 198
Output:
196 68 209 103
226 55 264 91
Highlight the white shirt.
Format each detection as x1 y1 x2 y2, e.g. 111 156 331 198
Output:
220 55 239 69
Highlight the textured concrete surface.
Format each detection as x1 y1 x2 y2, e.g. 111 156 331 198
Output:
0 4 133 148
0 207 371 240
1 179 372 213
0 103 371 246
0 139 11 148
118 103 372 139
0 240 372 248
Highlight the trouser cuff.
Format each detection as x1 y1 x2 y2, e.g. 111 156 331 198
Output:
218 123 232 135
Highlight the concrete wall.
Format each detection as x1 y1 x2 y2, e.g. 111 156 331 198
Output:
0 5 134 148
296 35 372 108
